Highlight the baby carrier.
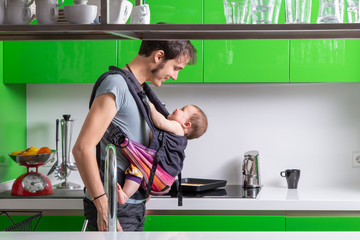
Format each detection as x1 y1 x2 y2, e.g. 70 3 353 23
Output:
89 66 187 206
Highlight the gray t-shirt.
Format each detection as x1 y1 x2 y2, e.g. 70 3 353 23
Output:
94 73 150 203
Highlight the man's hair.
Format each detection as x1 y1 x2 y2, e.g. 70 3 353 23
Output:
187 105 208 140
139 40 197 65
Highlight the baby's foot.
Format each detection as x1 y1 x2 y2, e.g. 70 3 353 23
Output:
117 183 129 205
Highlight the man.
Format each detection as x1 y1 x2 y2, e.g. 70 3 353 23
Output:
72 40 197 231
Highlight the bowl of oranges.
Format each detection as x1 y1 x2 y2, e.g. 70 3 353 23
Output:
9 146 56 166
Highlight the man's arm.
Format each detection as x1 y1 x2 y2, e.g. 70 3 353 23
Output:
148 102 184 136
72 93 122 231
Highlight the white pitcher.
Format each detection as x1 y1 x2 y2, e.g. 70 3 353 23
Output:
5 0 36 24
35 0 64 24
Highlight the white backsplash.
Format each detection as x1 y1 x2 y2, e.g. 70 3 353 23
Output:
27 82 360 189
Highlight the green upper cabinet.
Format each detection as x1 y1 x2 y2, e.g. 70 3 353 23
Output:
118 0 203 83
4 40 117 83
290 39 360 82
203 0 289 83
289 1 360 82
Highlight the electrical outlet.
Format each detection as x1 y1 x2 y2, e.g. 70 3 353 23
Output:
352 152 360 168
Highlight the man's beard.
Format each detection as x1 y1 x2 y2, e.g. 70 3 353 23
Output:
151 61 166 74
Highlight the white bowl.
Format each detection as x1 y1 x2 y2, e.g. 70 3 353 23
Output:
64 4 97 24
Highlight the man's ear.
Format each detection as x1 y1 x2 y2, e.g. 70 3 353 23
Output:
154 50 165 63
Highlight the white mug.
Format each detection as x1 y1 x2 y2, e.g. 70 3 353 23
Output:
130 4 150 24
110 0 133 24
6 0 36 24
35 0 64 24
0 0 5 24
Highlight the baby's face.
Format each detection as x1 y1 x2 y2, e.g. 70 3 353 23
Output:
168 105 197 125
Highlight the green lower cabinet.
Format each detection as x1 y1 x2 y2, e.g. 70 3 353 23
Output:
144 215 285 231
290 39 360 82
0 214 85 231
286 216 360 231
4 40 117 83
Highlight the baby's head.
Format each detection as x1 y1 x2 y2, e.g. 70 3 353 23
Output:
184 105 208 140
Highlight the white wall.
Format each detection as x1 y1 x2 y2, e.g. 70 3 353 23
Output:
27 83 360 189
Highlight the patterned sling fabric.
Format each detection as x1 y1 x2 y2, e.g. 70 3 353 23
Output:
120 138 174 195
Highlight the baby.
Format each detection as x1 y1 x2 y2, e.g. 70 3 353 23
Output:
117 102 208 204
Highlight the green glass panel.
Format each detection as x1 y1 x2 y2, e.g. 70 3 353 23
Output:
4 40 117 83
204 0 286 24
204 40 289 83
290 39 360 82
286 216 360 231
0 41 27 182
118 0 203 83
144 215 285 231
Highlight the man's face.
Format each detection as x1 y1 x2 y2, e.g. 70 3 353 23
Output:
149 55 189 87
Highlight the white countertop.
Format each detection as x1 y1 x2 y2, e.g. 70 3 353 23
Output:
1 231 360 240
1 185 360 212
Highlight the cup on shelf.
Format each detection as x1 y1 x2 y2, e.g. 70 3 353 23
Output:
223 0 252 24
250 0 282 24
110 0 133 24
317 0 344 23
130 3 150 24
346 0 360 22
5 0 36 24
35 0 64 24
285 0 312 23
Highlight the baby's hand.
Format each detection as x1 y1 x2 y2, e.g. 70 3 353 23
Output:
148 101 154 108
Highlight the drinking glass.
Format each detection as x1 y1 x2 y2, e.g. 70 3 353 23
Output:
317 0 344 23
346 0 360 22
285 0 312 23
223 0 252 24
251 0 276 24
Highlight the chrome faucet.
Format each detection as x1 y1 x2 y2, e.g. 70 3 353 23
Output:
105 144 117 232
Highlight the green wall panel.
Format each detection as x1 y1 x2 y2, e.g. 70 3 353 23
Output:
144 215 285 231
0 41 27 182
290 39 360 82
4 40 117 83
286 216 360 231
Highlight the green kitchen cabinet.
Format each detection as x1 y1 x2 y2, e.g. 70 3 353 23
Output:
290 39 360 82
203 0 289 83
144 215 285 231
0 41 27 182
118 0 203 83
286 216 360 231
3 40 117 83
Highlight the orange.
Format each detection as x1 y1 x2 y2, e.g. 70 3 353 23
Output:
38 147 51 154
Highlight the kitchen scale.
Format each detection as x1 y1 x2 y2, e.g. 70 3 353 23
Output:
9 151 56 196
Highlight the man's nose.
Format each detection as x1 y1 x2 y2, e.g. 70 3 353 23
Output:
170 71 178 80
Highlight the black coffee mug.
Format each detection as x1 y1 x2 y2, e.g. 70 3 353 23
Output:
280 169 300 189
